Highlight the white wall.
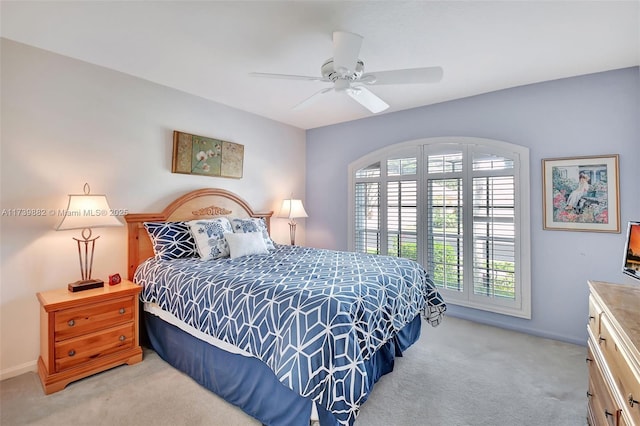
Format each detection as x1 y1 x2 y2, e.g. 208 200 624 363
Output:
0 39 306 379
306 67 640 345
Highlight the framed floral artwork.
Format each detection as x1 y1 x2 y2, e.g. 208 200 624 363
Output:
172 130 244 179
542 154 620 232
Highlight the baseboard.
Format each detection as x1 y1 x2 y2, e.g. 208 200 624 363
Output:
445 311 587 347
0 359 37 381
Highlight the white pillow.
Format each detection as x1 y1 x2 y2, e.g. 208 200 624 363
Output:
186 218 234 260
225 232 268 259
229 217 275 250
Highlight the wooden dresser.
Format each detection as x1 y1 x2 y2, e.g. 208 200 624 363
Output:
37 280 143 394
587 280 640 426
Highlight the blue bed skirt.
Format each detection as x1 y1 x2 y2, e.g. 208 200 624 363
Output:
144 312 422 426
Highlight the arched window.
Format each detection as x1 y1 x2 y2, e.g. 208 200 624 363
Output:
349 137 531 318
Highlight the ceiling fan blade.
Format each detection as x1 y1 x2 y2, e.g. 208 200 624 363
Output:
293 87 333 110
332 31 363 76
361 66 443 85
249 72 326 82
346 86 389 113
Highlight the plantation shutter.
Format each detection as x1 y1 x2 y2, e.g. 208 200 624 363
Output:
471 151 516 300
355 162 381 254
425 151 464 292
387 157 418 260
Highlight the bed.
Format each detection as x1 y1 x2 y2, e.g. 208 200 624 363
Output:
125 188 446 426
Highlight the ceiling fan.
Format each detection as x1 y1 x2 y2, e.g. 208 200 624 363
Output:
249 31 443 114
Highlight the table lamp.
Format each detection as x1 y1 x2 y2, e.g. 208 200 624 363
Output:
278 197 308 245
56 183 122 291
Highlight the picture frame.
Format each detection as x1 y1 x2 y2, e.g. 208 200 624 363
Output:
172 130 244 179
542 154 620 232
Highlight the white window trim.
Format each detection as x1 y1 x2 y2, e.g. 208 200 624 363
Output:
348 137 531 319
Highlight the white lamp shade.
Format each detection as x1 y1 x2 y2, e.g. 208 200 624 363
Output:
278 199 308 219
56 194 122 231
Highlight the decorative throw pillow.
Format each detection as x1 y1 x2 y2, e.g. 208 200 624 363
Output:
224 232 269 259
186 217 234 260
230 217 275 250
143 221 198 260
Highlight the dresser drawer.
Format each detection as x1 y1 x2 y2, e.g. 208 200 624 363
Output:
54 296 135 341
54 323 135 372
588 340 623 426
589 295 602 336
599 316 640 424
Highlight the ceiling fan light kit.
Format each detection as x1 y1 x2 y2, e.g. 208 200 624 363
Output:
251 30 443 114
321 59 364 83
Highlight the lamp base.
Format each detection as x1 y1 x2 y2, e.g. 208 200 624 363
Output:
68 279 104 292
289 221 297 245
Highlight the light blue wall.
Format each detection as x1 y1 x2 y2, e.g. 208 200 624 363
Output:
306 67 640 345
0 39 306 377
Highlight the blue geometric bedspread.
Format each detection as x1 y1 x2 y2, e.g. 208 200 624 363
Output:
135 245 446 425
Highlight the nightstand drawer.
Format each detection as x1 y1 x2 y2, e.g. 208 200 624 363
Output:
54 322 135 372
54 296 135 341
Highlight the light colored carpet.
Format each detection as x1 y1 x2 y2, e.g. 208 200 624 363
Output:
0 317 588 425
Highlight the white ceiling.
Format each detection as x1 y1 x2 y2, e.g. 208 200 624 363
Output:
2 1 639 130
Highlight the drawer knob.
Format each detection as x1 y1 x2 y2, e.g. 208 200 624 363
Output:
67 319 75 327
598 335 606 344
585 357 593 363
604 409 613 418
587 391 593 398
68 349 76 357
629 394 639 408
119 308 125 314
119 335 126 342
588 315 595 321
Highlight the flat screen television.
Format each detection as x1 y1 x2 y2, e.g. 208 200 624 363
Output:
622 221 640 280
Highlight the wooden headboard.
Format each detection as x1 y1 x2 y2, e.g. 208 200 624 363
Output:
124 188 273 280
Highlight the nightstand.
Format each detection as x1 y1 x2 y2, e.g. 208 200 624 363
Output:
36 279 143 394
